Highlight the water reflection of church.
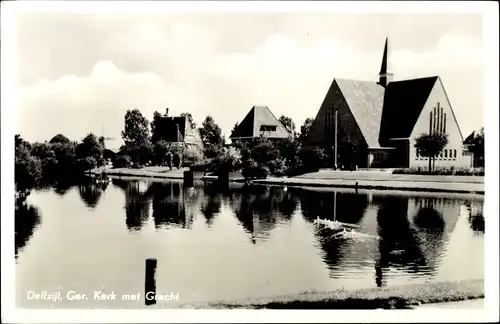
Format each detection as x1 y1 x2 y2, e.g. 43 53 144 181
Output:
298 189 468 287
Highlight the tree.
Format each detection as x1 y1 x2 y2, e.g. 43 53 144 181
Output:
279 115 296 137
154 140 170 165
245 137 281 172
298 118 314 146
114 155 132 168
15 135 42 192
150 111 163 144
49 134 71 145
76 133 104 166
74 156 98 172
470 127 484 167
199 116 225 159
276 137 301 168
212 147 242 173
173 152 182 169
51 142 77 171
122 109 150 147
181 112 196 129
165 152 173 170
182 145 204 167
414 133 449 172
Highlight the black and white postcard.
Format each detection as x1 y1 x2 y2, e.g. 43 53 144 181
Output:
2 1 498 323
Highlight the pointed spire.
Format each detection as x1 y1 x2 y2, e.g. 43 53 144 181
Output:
379 37 388 75
378 37 393 87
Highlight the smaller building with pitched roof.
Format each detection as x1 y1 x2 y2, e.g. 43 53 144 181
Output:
230 106 291 143
305 38 473 169
156 108 203 148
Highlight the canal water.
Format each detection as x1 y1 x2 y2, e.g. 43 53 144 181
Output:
15 179 484 308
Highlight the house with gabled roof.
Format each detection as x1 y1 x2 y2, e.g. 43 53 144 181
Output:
305 38 473 169
230 106 291 143
155 108 203 148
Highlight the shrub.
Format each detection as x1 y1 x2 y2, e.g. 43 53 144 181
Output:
173 152 182 169
165 151 173 170
212 147 242 173
393 167 484 176
154 140 169 165
268 158 287 176
182 145 204 167
114 155 132 168
190 162 212 172
299 147 327 170
242 166 269 180
75 156 98 172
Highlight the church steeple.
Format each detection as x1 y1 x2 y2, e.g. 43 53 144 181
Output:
378 37 393 87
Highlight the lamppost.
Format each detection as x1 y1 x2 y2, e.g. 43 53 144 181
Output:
329 105 338 169
325 105 339 169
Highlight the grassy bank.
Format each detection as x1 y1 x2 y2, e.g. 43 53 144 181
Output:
193 279 484 309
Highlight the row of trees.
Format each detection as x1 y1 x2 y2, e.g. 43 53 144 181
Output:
117 108 317 173
117 109 226 168
14 109 316 192
15 133 109 193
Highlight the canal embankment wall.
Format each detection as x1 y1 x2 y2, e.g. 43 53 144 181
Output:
89 167 484 194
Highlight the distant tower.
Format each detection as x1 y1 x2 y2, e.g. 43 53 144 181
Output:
378 37 393 87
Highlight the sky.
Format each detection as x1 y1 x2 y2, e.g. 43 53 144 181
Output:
17 9 484 149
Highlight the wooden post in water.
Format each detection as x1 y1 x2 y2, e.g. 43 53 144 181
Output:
184 170 194 187
145 258 157 306
217 171 230 191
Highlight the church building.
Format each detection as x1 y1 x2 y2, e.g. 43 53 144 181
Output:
305 38 473 169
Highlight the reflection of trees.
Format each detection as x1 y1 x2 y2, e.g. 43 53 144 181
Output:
375 196 427 287
303 190 368 271
467 200 484 234
112 179 150 232
78 182 107 208
469 213 485 234
299 190 367 224
53 176 75 196
412 203 446 275
15 201 41 258
200 183 223 226
149 182 190 229
230 185 297 243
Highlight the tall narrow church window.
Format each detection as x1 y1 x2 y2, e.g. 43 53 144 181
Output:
440 104 444 133
454 149 457 159
444 150 448 158
443 113 447 134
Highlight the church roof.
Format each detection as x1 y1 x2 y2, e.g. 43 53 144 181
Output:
335 79 386 148
230 106 290 139
332 76 438 148
379 76 438 142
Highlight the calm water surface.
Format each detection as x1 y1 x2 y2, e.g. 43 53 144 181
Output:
15 179 484 308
